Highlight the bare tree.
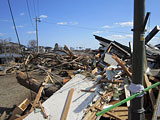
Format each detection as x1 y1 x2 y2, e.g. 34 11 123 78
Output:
28 40 37 49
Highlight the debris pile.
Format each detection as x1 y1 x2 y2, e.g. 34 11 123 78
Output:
1 39 160 120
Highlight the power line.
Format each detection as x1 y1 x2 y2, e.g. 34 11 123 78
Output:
26 0 35 29
32 0 37 17
8 0 34 101
42 21 131 34
8 0 21 47
37 0 40 17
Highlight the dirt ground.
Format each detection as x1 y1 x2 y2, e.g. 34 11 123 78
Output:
0 71 46 117
0 74 30 115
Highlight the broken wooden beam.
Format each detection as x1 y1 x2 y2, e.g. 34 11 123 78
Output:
16 71 62 97
144 74 156 109
61 88 74 120
9 98 30 120
39 101 48 119
112 54 132 77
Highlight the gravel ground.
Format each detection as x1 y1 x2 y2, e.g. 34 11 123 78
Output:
0 74 31 115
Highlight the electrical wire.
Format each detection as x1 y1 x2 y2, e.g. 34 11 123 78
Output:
26 0 35 30
32 0 37 17
42 21 131 34
37 0 40 17
8 0 34 101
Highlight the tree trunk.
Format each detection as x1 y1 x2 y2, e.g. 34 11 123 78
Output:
16 71 62 97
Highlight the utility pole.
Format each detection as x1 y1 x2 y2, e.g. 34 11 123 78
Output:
129 0 145 120
34 16 40 53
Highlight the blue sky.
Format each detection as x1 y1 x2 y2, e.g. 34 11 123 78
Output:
0 0 160 49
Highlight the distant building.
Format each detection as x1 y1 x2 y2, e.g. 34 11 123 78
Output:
0 41 26 54
44 47 53 53
39 46 45 53
0 53 22 64
0 42 25 64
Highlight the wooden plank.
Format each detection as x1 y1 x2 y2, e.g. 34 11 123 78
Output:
152 90 160 120
95 106 123 120
61 88 74 120
149 76 160 82
92 67 98 75
81 89 95 92
104 67 122 71
29 75 50 112
0 111 6 120
144 74 156 109
9 98 30 120
39 101 48 119
83 111 92 120
107 46 112 53
124 85 130 107
25 54 31 65
100 79 123 84
48 73 54 84
16 75 50 120
112 54 132 78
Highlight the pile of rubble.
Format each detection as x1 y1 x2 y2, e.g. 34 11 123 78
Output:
1 38 160 120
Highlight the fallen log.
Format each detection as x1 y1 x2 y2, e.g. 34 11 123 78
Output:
16 71 62 97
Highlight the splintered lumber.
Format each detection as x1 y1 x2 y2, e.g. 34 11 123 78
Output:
100 79 123 84
112 54 132 77
96 82 160 116
9 98 30 120
64 45 75 59
95 106 123 120
0 111 6 120
16 71 61 97
16 75 51 120
152 90 160 120
61 88 74 120
39 101 48 119
144 74 156 109
29 75 50 112
92 67 98 75
81 89 95 92
25 54 31 65
149 76 160 82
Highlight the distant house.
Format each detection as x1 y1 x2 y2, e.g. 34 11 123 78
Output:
39 46 45 53
0 42 25 64
0 41 26 54
44 47 53 53
0 53 22 64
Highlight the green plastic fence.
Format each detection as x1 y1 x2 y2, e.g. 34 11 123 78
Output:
96 82 160 116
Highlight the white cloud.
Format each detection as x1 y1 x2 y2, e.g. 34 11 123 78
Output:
93 31 104 34
17 25 24 28
20 13 25 16
57 22 68 25
102 25 111 29
125 34 133 38
0 33 5 36
27 31 36 34
40 15 48 18
116 21 133 27
0 19 9 22
12 25 24 29
106 34 133 40
69 22 78 25
57 21 78 25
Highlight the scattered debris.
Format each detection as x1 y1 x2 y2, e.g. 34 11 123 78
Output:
1 39 160 120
